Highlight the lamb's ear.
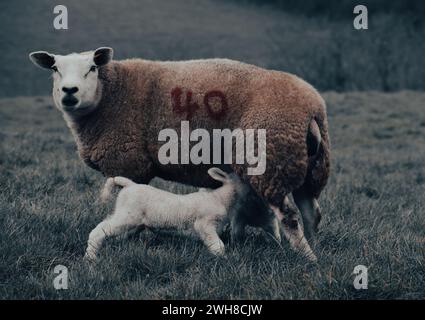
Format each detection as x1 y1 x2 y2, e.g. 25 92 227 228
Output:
93 47 113 66
207 167 229 183
29 51 55 70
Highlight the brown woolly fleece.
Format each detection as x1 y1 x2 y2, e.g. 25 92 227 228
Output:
68 58 330 209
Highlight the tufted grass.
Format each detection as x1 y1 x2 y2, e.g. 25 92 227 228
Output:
0 92 424 299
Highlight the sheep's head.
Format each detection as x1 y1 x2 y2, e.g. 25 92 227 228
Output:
29 47 113 116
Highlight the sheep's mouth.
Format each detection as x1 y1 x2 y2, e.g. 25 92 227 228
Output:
62 95 79 108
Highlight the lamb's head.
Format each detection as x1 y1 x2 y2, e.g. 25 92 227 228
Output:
29 47 113 116
207 167 247 195
208 167 272 225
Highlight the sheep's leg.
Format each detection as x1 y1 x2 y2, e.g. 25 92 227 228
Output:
293 186 322 241
84 216 139 261
270 203 317 262
194 218 225 256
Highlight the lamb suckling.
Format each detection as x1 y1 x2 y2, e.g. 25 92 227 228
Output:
84 168 280 261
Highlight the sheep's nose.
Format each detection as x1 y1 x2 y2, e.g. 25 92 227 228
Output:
62 86 79 94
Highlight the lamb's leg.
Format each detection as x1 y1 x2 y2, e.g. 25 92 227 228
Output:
230 214 246 243
270 203 317 262
293 186 322 241
260 214 281 242
194 218 225 256
225 205 246 243
122 225 146 240
216 220 231 239
84 214 139 261
84 220 114 261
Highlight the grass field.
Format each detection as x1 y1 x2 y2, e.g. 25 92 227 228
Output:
0 91 424 299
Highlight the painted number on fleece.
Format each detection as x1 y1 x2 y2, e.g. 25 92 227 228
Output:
171 87 228 120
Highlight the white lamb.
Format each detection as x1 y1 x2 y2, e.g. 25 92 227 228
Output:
84 167 273 261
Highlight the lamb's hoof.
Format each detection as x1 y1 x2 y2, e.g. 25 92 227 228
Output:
209 243 225 257
306 252 318 263
83 252 98 264
212 251 227 259
211 249 225 256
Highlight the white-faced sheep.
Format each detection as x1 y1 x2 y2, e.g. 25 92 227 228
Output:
84 167 282 261
29 47 330 261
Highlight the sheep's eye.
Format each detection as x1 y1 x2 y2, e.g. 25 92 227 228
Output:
52 66 58 72
89 65 97 72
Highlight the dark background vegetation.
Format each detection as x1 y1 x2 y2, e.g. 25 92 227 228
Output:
240 0 425 17
0 0 425 96
0 0 424 299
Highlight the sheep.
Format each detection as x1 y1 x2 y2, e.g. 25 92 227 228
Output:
29 47 330 261
84 167 280 261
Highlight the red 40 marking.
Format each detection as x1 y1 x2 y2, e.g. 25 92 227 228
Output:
171 87 228 120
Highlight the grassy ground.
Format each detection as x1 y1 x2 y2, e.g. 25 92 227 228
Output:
0 91 424 299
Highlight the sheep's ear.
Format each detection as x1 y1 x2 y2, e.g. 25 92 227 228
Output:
93 47 113 66
29 51 55 70
207 167 229 183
